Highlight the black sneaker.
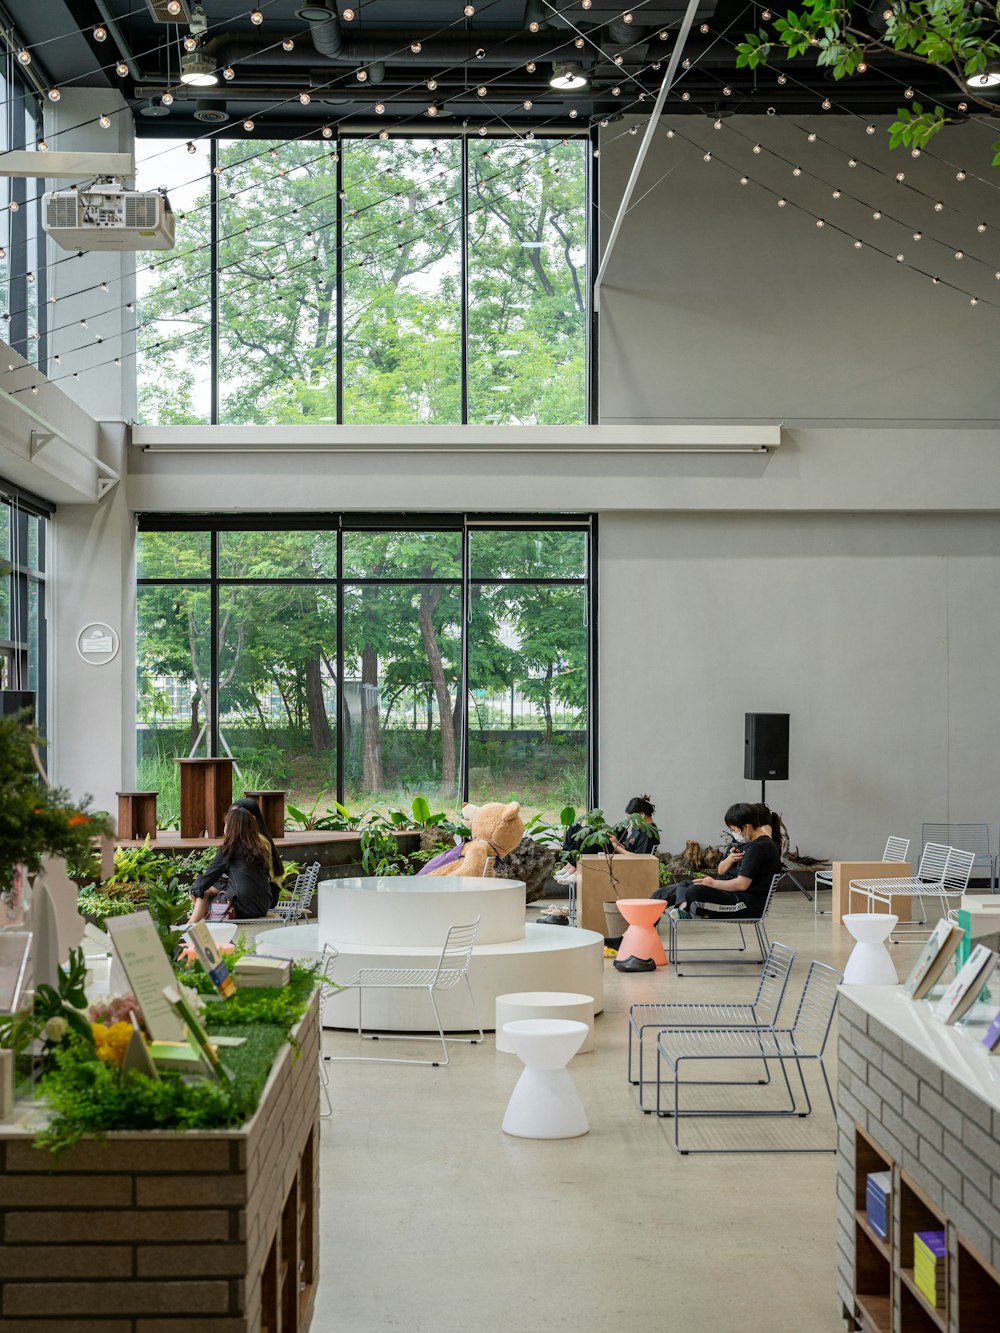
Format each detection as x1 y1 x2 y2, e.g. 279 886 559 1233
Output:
613 956 657 973
603 935 623 950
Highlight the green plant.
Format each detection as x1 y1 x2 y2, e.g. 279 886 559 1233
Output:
358 824 408 876
0 715 112 894
0 947 94 1063
736 0 1000 166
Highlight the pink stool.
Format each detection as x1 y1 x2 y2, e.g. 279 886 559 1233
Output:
616 898 667 967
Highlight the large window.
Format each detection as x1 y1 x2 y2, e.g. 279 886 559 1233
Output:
136 134 589 426
0 56 47 369
0 482 48 733
136 517 592 821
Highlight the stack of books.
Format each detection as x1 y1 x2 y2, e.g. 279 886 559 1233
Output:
914 1230 946 1308
865 1171 891 1240
232 955 291 989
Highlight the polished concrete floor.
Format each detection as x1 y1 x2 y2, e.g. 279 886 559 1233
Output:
313 892 920 1333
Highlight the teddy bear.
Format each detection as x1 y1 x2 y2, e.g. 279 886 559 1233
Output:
425 801 524 878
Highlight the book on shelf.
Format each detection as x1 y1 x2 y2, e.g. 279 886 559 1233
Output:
914 1231 946 1307
932 944 997 1025
902 918 966 999
864 1170 891 1240
232 955 291 988
981 1008 1000 1053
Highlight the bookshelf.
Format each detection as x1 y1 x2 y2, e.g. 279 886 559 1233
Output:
851 1124 1000 1333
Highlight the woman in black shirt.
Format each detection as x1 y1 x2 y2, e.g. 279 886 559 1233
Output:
667 802 781 921
555 794 660 884
188 804 275 923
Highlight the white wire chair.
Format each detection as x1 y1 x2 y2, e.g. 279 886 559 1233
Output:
850 844 975 941
627 940 797 1112
325 919 483 1067
272 860 320 923
655 959 843 1155
812 835 909 917
667 874 780 976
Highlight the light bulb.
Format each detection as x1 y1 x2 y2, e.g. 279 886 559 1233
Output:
612 86 621 95
583 0 592 7
680 91 690 101
38 139 47 152
17 48 30 65
427 104 439 116
48 88 61 102
299 91 311 103
970 297 978 306
569 108 578 118
523 99 532 109
904 87 914 97
895 172 904 181
740 175 748 184
958 101 968 112
375 101 385 113
117 61 128 77
167 0 181 13
94 24 108 41
955 250 964 259
858 61 867 72
807 132 816 142
792 165 801 176
343 6 355 17
932 277 940 284
913 231 922 240
479 125 487 135
10 201 19 212
593 146 599 156
822 98 831 110
476 47 485 58
464 3 475 14
161 91 174 105
896 254 903 262
872 210 881 219
99 114 111 128
427 78 437 90
934 201 943 211
223 66 235 79
187 140 196 153
703 151 711 161
752 144 761 154
714 119 722 129
525 61 536 72
854 239 862 248
614 53 624 64
80 319 87 328
250 9 263 24
832 189 841 199
956 170 966 181
777 197 786 206
778 74 787 85
575 36 584 47
322 125 333 137
477 85 486 96
183 34 197 51
816 218 825 227
762 8 772 17
411 41 422 52
848 158 857 168
659 29 668 39
977 222 986 233
243 119 254 130
529 20 539 31
724 85 732 95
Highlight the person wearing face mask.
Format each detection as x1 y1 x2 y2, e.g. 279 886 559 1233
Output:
666 802 782 921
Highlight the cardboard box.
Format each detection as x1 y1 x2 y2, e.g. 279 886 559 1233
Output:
833 861 912 924
577 854 659 934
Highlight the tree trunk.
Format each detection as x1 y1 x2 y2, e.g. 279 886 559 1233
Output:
418 584 456 797
305 655 333 754
542 662 554 749
361 643 383 791
188 693 201 753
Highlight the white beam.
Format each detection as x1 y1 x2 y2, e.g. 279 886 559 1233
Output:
0 151 135 180
593 0 703 311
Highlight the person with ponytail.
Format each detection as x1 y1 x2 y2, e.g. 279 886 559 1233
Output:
188 804 276 923
231 796 284 908
666 801 781 922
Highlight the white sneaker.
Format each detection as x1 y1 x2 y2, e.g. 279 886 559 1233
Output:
554 866 576 884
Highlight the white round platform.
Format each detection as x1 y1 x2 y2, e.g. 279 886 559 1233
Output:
260 922 604 1032
317 875 526 947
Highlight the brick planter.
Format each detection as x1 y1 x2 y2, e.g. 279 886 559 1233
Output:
0 993 321 1333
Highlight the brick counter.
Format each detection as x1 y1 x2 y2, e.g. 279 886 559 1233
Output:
0 992 321 1333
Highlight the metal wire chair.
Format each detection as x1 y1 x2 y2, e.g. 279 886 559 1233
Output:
325 918 484 1067
666 874 780 976
627 940 797 1112
272 860 320 923
850 844 975 940
654 959 843 1154
812 835 909 917
921 823 995 891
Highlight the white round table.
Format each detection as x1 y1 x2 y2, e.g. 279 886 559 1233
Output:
501 1018 590 1139
495 991 595 1054
842 913 899 985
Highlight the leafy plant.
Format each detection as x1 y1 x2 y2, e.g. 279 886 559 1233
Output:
358 824 409 876
0 714 112 894
0 947 94 1063
736 0 1000 166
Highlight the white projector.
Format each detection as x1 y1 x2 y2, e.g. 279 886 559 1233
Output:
42 182 176 251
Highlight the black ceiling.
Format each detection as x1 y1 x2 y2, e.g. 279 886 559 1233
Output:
8 0 988 139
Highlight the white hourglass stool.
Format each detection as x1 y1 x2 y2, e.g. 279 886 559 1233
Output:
842 913 899 985
501 1018 590 1139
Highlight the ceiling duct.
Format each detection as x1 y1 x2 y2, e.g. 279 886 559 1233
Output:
606 17 644 43
296 3 345 59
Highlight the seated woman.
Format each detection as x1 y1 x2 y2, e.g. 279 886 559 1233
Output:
665 802 781 921
554 795 660 885
231 795 284 909
188 804 276 924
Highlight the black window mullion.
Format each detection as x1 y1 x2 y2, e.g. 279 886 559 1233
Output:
587 517 598 809
335 522 344 804
460 521 470 805
335 139 344 426
210 138 220 424
209 529 219 757
460 135 469 426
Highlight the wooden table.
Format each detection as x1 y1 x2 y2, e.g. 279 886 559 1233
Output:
175 757 234 839
832 861 912 924
115 791 158 840
243 789 286 840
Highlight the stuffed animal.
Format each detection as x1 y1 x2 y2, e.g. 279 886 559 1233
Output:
425 801 524 878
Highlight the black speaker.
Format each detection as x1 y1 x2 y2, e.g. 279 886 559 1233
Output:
744 713 789 781
0 691 35 721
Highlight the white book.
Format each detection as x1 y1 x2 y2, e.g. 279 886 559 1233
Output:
903 919 966 999
933 944 997 1025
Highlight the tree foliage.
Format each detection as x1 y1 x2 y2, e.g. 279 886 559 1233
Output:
736 0 1000 165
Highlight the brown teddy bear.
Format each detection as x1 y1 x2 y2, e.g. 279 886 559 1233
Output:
425 801 524 878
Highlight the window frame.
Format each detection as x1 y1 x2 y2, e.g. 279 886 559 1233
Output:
135 512 597 809
0 478 50 735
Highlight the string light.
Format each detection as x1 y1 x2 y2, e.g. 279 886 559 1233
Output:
896 253 903 262
187 141 196 153
977 223 987 233
723 85 732 95
343 6 356 17
299 91 311 104
832 189 841 199
183 34 197 52
322 125 333 138
807 132 816 142
250 9 264 24
375 101 385 114
94 24 107 41
740 175 748 184
38 140 47 152
167 0 182 12
282 36 294 50
427 78 438 90
792 165 801 176
99 114 111 128
529 20 539 31
116 61 128 77
821 98 831 110
970 297 978 305
872 210 881 219
477 85 487 96
525 61 536 73
703 151 711 161
777 197 786 206
854 239 862 248
955 250 964 259
777 74 787 85
523 99 533 110
223 66 235 79
161 91 174 105
47 88 60 102
410 41 422 52
913 231 922 240
752 144 762 154
574 36 584 48
16 49 30 65
848 158 858 168
956 170 966 181
243 118 254 131
866 124 875 135
464 3 475 14
934 201 943 212
895 172 905 182
858 62 867 72
816 218 825 227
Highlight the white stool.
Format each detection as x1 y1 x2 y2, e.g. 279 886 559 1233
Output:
501 1018 589 1139
495 991 595 1054
842 913 899 985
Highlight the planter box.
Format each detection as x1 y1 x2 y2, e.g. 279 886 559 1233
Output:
0 993 321 1333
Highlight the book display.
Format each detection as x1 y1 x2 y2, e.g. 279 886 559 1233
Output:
902 920 966 1000
914 1232 946 1310
932 944 996 1025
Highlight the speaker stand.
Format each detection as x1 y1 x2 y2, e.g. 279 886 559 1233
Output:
760 779 766 807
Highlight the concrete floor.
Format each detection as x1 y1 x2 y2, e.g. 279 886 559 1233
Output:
313 893 920 1333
